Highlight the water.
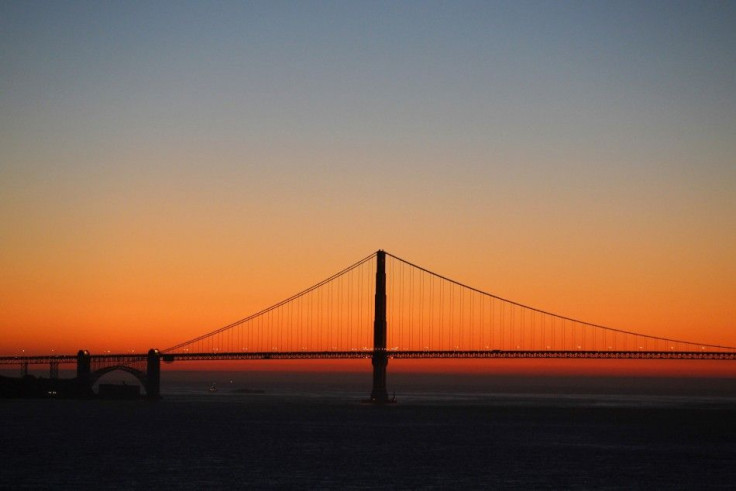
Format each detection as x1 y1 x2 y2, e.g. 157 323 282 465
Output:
2 373 736 488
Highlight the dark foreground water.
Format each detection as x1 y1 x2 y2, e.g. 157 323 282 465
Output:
2 374 736 489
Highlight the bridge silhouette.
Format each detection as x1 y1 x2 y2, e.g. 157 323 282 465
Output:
2 250 735 401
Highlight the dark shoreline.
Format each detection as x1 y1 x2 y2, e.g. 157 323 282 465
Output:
0 374 92 399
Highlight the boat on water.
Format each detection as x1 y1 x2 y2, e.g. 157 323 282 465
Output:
208 383 217 393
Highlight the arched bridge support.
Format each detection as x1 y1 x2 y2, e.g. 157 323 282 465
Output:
75 349 160 399
146 349 161 400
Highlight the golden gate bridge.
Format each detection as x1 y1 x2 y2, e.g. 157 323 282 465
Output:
2 250 734 400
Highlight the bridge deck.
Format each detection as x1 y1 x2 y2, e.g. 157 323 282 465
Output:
2 349 736 366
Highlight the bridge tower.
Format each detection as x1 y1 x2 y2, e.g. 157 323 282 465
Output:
146 349 161 399
369 250 390 402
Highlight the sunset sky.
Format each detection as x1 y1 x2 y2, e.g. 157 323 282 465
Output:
2 1 735 373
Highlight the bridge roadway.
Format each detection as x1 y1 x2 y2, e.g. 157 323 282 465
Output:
3 349 736 367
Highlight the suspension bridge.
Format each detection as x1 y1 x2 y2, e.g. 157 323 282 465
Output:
2 250 734 401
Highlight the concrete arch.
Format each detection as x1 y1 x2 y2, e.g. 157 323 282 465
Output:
90 365 148 394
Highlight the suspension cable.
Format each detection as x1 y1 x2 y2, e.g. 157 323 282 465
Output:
164 252 377 352
384 251 736 351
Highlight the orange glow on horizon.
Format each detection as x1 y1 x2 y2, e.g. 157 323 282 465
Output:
2 250 734 379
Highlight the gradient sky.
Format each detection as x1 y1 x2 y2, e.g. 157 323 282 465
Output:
1 1 735 363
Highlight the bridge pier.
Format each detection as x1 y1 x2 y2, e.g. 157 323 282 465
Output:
146 349 161 399
76 350 93 397
369 250 391 403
